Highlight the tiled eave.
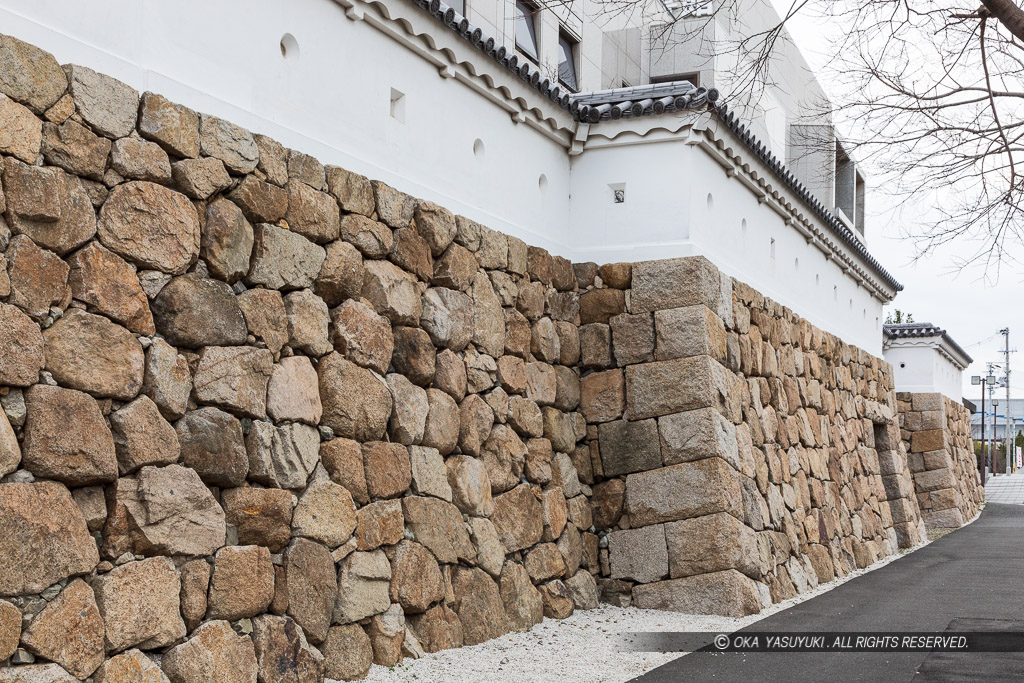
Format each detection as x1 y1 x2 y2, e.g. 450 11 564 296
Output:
884 323 973 368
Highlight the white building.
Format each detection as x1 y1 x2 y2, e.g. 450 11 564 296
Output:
883 323 972 401
0 0 901 350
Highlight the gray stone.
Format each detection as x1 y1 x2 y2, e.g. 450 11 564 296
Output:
64 64 139 138
199 113 259 174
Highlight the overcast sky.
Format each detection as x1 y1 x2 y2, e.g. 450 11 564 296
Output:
770 1 1024 403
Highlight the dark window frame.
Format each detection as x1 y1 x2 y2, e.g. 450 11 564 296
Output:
557 30 580 92
514 0 540 63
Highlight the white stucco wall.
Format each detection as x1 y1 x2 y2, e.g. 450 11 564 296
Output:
885 345 965 401
569 121 887 352
0 0 896 353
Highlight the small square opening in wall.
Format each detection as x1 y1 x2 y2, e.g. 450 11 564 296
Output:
390 88 406 123
609 183 625 204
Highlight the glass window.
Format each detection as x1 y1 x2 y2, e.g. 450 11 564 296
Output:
449 0 465 15
558 33 578 91
515 1 539 61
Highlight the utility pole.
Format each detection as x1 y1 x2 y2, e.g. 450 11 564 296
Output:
1000 328 1013 473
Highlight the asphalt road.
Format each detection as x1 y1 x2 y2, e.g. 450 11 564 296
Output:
635 503 1024 682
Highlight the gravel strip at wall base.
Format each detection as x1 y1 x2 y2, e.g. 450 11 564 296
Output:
359 513 982 683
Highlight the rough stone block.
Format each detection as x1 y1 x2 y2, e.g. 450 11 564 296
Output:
632 569 762 617
608 524 668 584
658 408 739 469
597 418 661 477
625 355 722 420
665 512 759 579
625 458 743 527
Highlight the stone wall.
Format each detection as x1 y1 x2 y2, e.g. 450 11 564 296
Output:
573 257 929 616
0 33 599 682
896 393 983 529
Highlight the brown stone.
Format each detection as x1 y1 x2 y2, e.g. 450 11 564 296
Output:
321 625 372 681
360 259 421 326
610 312 655 366
102 464 226 559
631 256 723 313
162 620 258 683
504 308 531 358
21 579 104 678
413 201 456 256
0 93 41 163
509 397 543 439
90 557 186 653
285 181 340 244
538 580 574 619
371 181 415 229
98 181 200 275
313 240 363 308
524 438 553 484
0 409 19 479
142 338 192 420
365 605 404 667
152 273 248 348
911 429 946 453
138 91 199 157
255 135 288 186
320 438 369 506
40 119 110 181
179 559 210 632
354 500 405 551
201 197 253 282
0 303 45 386
446 455 494 517
0 482 99 596
525 362 557 406
625 458 743 526
402 496 476 564
578 323 613 370
333 550 391 624
330 299 393 375
390 226 434 281
246 223 327 291
325 165 374 216
63 64 138 138
608 524 669 583
362 442 412 500
22 384 117 486
451 567 508 646
292 479 356 548
434 349 467 402
267 356 322 425
228 176 289 223
207 545 275 621
198 114 259 174
284 289 331 357
0 35 67 113
406 604 463 653
433 243 478 290
223 487 294 552
409 445 452 501
251 614 326 683
654 306 727 362
666 512 759 579
245 422 320 491
94 648 170 683
625 356 723 420
5 234 70 321
491 484 544 552
110 137 171 183
109 396 180 474
579 370 625 424
480 424 527 494
339 214 393 259
193 346 273 419
591 479 625 529
176 407 249 487
525 542 567 582
392 326 436 386
596 418 661 477
458 393 493 456
67 242 154 334
283 538 337 645
390 541 445 613
43 309 143 400
632 569 762 617
499 562 543 632
237 288 289 355
579 288 625 324
420 287 474 351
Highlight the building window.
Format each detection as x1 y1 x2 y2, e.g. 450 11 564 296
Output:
449 0 466 15
650 72 700 87
514 1 539 62
557 32 579 92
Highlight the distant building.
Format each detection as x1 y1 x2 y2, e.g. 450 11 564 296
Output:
883 323 972 401
967 398 1024 443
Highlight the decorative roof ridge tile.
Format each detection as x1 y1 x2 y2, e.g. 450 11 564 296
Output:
883 323 972 364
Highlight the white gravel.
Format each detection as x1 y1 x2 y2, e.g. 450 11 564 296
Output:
360 512 980 683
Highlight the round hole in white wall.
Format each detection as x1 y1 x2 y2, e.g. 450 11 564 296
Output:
280 33 300 62
538 174 548 193
473 138 485 159
706 193 714 211
900 362 906 368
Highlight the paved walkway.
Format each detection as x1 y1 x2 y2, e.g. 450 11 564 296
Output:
985 469 1024 504
635 504 1024 682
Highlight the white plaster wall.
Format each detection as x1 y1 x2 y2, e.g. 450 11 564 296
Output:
569 128 886 353
885 345 965 401
0 0 575 254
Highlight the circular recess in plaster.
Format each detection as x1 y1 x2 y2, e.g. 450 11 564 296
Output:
280 33 300 62
538 174 548 193
473 138 485 159
706 192 714 211
900 362 906 368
